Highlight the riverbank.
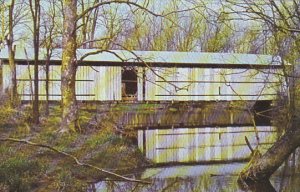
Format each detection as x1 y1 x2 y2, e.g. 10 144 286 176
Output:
0 104 151 192
0 100 286 191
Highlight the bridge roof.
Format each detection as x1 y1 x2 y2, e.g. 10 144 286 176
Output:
0 48 282 66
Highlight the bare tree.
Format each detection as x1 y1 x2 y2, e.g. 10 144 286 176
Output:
40 0 60 115
222 0 300 188
1 0 29 106
59 0 201 133
29 0 41 124
6 0 18 107
59 0 78 133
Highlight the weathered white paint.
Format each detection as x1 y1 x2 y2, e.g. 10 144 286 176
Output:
94 66 121 101
3 64 47 100
2 63 123 101
143 67 283 101
137 67 144 101
0 49 284 101
3 63 282 101
76 66 95 100
138 126 277 163
49 65 61 100
138 130 144 153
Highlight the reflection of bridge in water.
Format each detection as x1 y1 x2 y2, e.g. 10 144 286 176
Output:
138 126 277 164
96 101 276 164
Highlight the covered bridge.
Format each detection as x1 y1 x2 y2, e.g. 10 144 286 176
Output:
0 48 285 102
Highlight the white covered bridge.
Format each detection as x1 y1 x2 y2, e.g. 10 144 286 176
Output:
0 48 285 102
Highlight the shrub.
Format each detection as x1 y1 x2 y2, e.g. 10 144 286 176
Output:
0 155 44 192
0 94 30 127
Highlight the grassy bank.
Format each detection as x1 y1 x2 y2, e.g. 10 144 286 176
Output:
0 104 150 192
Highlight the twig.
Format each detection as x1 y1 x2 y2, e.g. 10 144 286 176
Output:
245 136 254 154
24 48 34 101
0 137 151 184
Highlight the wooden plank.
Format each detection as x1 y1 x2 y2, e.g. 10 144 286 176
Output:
137 67 143 101
145 130 155 161
137 130 143 153
2 64 10 92
49 65 61 100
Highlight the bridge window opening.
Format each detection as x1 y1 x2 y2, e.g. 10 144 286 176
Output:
122 68 137 101
253 100 272 125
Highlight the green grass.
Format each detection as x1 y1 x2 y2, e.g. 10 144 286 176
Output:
0 155 45 192
0 103 150 191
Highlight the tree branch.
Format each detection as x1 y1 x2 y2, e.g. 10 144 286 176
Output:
0 137 151 184
245 136 254 154
77 49 128 64
77 0 202 22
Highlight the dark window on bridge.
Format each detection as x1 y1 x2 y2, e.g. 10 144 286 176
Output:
122 69 137 99
253 100 272 125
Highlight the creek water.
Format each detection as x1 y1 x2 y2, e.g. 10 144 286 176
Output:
137 126 277 164
88 157 300 192
87 124 300 192
88 102 300 191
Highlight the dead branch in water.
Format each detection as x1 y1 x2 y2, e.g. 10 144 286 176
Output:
0 137 151 184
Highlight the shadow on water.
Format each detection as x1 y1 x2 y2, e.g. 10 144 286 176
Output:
95 101 272 129
239 180 277 192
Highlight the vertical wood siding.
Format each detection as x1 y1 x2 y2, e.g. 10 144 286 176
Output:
2 64 11 95
2 63 283 101
137 67 144 101
94 66 121 101
2 63 122 101
143 67 282 101
76 66 95 100
49 65 61 100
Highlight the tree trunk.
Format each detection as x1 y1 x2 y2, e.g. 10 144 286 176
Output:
89 1 99 48
45 55 50 116
29 0 41 124
33 29 40 124
60 0 78 133
238 124 300 189
8 43 17 107
43 0 55 116
7 1 17 107
80 0 87 49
